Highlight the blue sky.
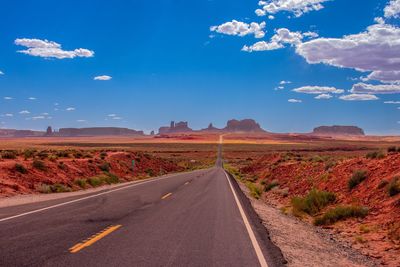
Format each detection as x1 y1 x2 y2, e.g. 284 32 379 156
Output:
1 0 400 134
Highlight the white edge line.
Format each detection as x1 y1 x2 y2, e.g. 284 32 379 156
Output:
224 171 269 267
0 170 205 223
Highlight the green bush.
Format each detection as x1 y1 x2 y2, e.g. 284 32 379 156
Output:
387 146 398 153
37 184 52 193
74 179 87 188
1 150 18 159
56 150 70 158
23 149 36 159
88 176 104 187
246 182 262 199
314 205 368 226
291 188 336 216
99 162 111 172
100 152 108 160
388 177 400 197
265 180 279 191
104 173 119 184
145 168 154 176
37 151 49 160
348 170 368 190
50 184 71 193
15 163 28 174
366 151 386 159
58 161 67 170
32 160 47 171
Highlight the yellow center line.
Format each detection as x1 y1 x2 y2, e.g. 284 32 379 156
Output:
161 193 172 199
69 225 122 253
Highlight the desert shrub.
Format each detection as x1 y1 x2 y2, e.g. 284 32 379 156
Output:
377 179 389 189
388 177 400 197
50 184 71 193
37 151 49 160
265 180 279 192
37 184 52 193
291 188 336 216
314 205 368 226
56 150 70 158
311 155 324 163
32 160 47 171
387 146 398 153
73 151 83 159
1 150 18 159
100 152 108 160
74 179 87 188
23 148 36 159
246 182 262 199
58 161 67 170
88 176 104 187
48 155 58 162
145 168 154 176
99 162 111 172
15 163 28 174
325 160 337 171
366 151 386 159
348 170 368 190
104 173 119 184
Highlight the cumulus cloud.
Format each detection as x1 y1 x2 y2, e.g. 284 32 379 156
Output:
3 97 13 100
66 107 75 111
15 38 94 59
314 94 332 99
339 94 379 101
351 83 400 94
258 0 329 17
210 20 266 38
293 86 344 94
242 28 305 52
280 80 292 85
296 23 400 84
384 0 400 18
94 75 112 81
19 110 30 114
288 98 302 103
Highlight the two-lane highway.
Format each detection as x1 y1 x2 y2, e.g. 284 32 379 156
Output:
0 146 284 267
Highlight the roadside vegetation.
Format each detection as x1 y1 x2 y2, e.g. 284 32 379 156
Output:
291 189 336 216
314 206 369 226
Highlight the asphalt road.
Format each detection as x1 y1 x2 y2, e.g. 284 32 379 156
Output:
0 145 285 267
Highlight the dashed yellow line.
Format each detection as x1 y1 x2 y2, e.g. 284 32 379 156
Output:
69 225 122 253
161 193 172 199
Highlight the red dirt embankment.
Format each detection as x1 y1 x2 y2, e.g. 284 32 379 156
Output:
237 153 400 266
0 151 184 197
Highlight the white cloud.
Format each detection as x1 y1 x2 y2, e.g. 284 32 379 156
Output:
107 114 117 117
243 28 311 52
339 94 379 101
303 31 319 38
288 98 302 103
296 23 400 84
32 116 45 120
41 112 49 115
77 119 86 122
258 0 329 18
210 20 266 38
314 94 332 99
1 113 13 117
3 97 13 100
66 107 75 111
268 15 275 20
293 86 344 94
280 80 292 85
112 116 122 120
384 101 400 104
15 38 94 59
384 0 400 18
275 86 285 90
255 9 266 16
94 75 112 81
351 83 400 94
19 110 30 114
0 71 3 75
28 97 36 100
374 17 385 24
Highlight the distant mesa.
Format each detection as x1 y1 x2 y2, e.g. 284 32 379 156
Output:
58 127 144 136
159 121 193 134
223 119 265 133
201 123 220 132
312 125 365 136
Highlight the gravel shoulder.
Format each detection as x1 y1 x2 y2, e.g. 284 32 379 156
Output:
237 182 379 267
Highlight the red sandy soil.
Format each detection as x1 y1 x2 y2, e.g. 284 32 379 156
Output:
231 152 400 266
0 151 186 197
